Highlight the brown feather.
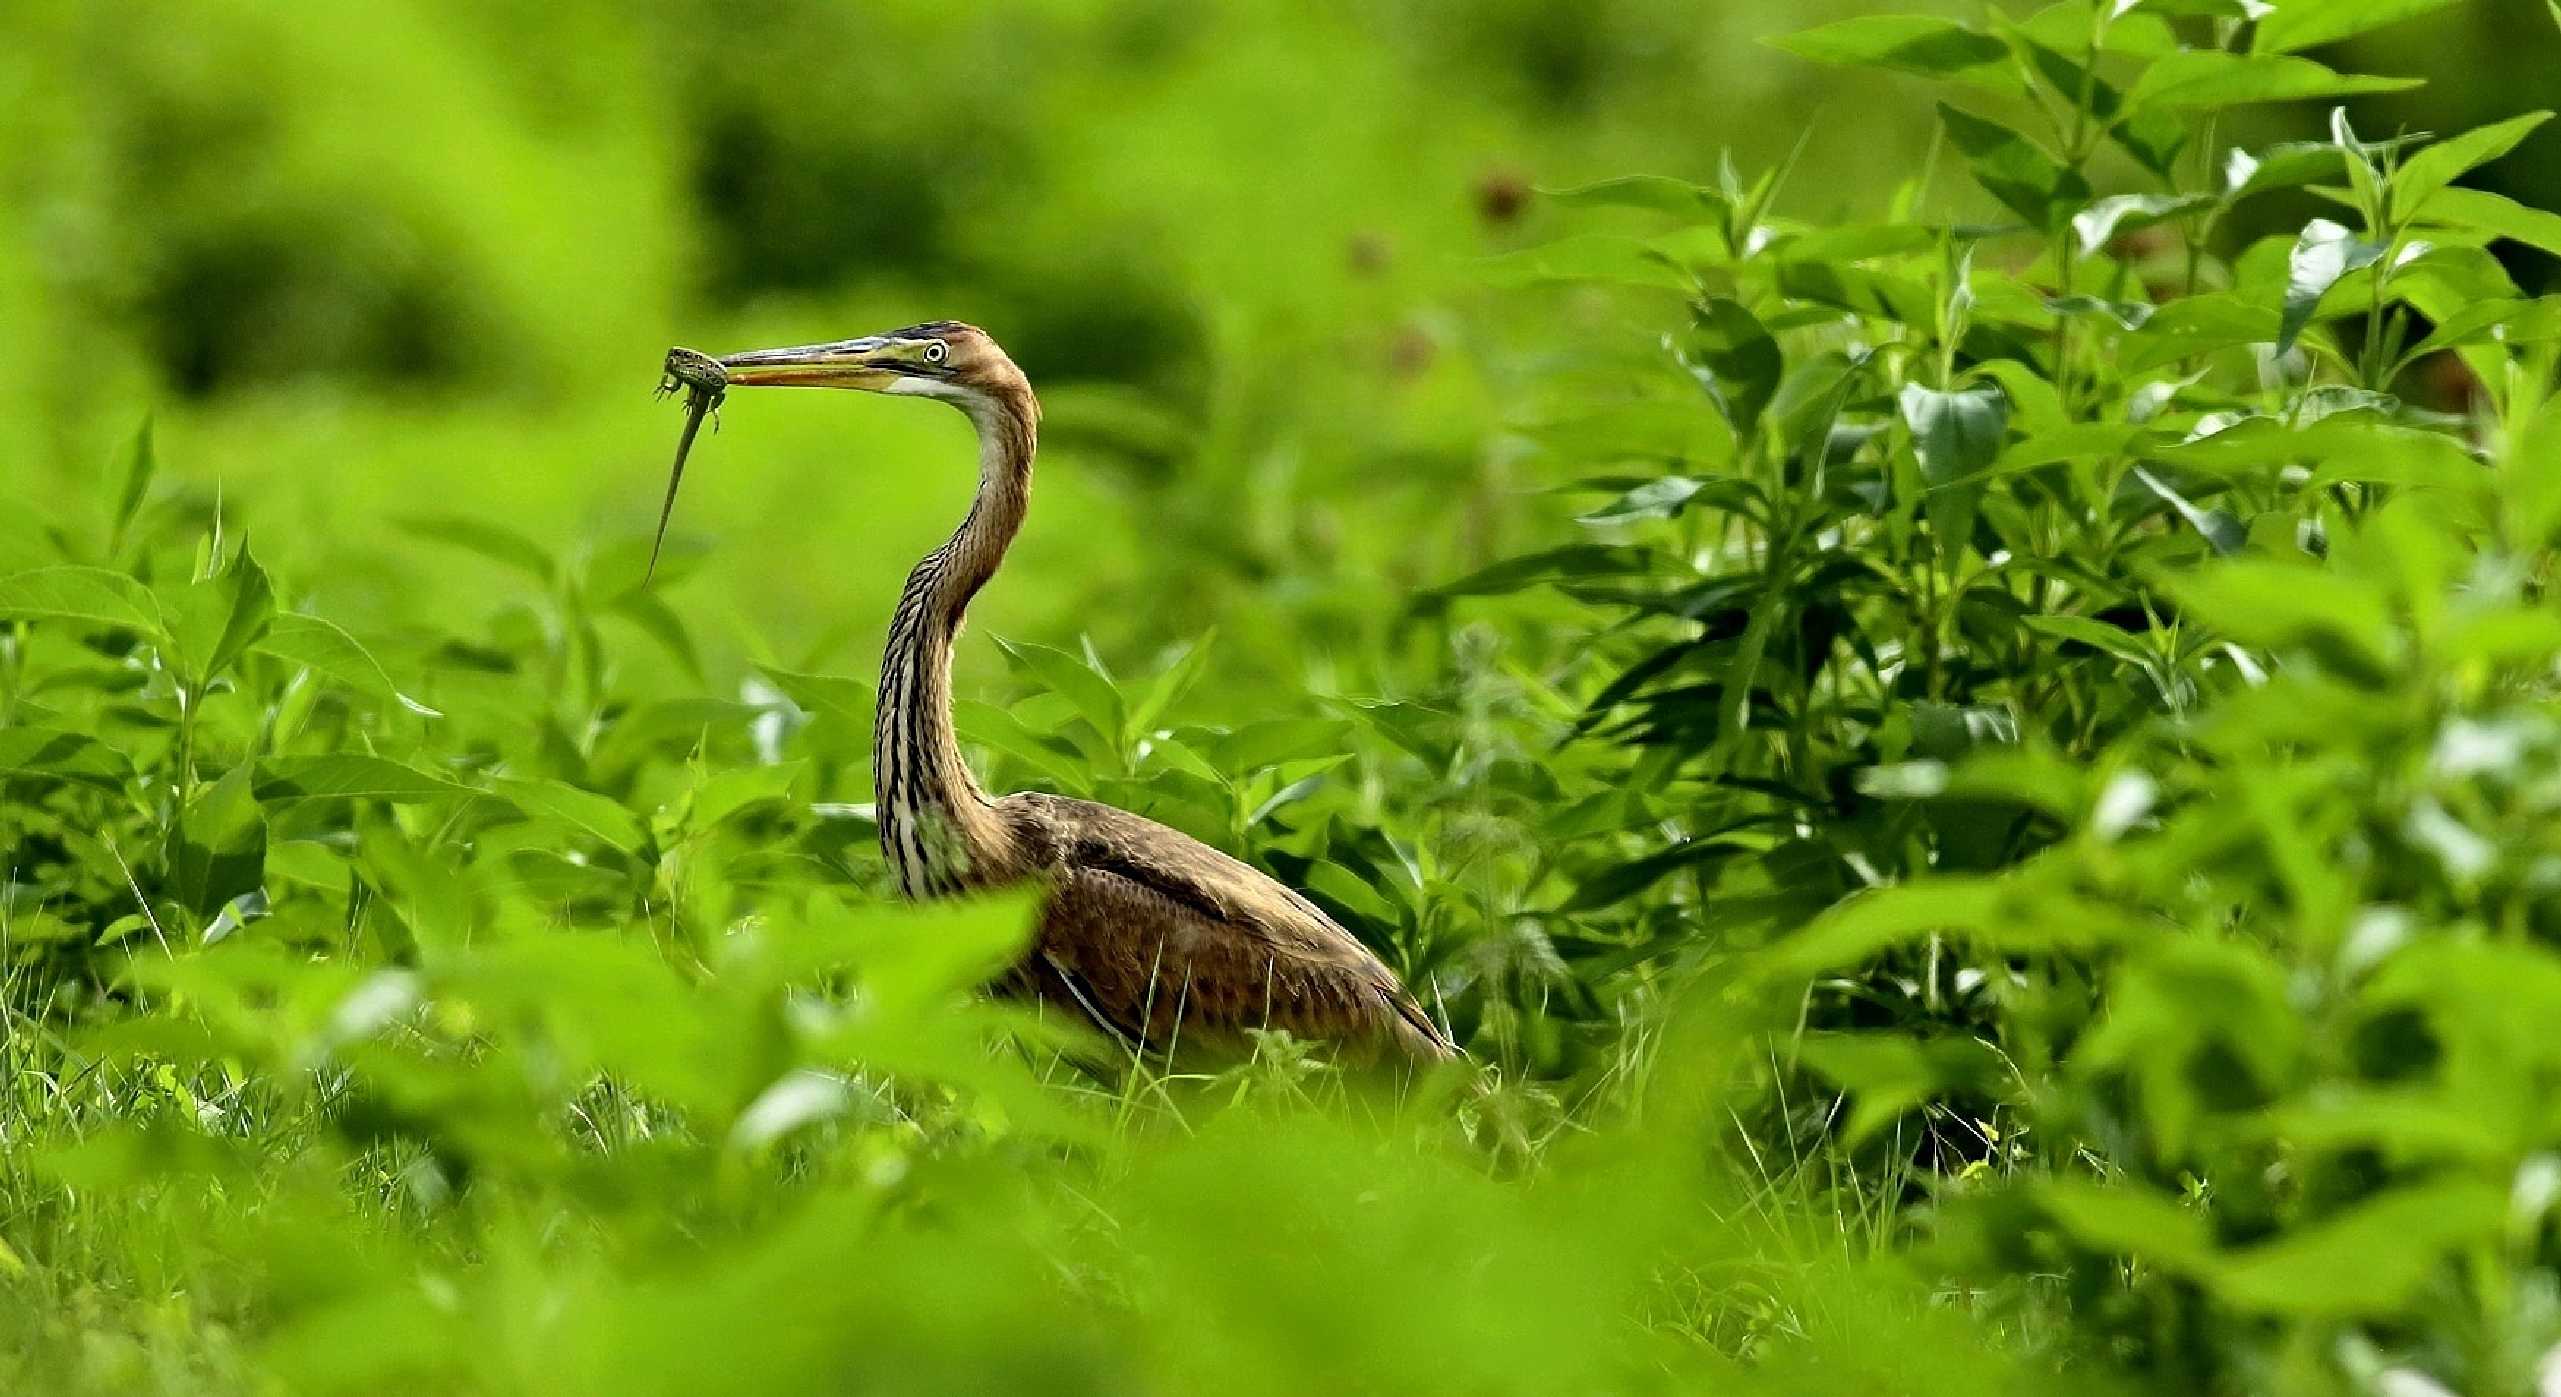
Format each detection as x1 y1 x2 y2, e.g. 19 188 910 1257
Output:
809 322 1455 1065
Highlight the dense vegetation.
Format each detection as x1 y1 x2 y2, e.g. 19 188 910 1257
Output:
10 1 2561 1392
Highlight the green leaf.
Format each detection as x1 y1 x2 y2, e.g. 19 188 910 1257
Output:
2399 297 2561 365
168 763 265 917
1542 176 1726 220
1760 879 2003 979
2038 1180 2217 1273
953 699 1089 790
166 547 275 688
754 664 874 726
1937 104 2091 232
2415 186 2561 258
0 566 164 635
1567 838 1753 911
1480 237 1692 293
2279 218 2389 355
2254 0 2463 53
2131 467 2247 554
1770 16 2018 91
2129 52 2419 111
1210 718 1354 774
2214 1182 2507 1316
397 515 558 584
2394 113 2552 216
995 638 1127 746
1683 298 1782 433
608 589 705 683
1127 632 1217 738
2113 0 2271 18
106 418 155 553
1900 382 2009 547
1426 544 1649 602
1798 1032 2008 1146
1577 477 1757 527
492 776 650 855
2167 559 2401 679
2224 141 2350 201
0 728 131 788
2073 193 2213 257
2027 615 2156 668
256 614 442 717
253 755 471 804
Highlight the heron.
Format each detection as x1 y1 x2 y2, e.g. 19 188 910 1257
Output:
654 323 1456 1065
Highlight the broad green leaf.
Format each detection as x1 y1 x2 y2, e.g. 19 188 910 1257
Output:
257 614 442 717
1998 25 2187 176
2114 0 2271 17
953 698 1089 790
1760 879 2002 979
609 590 704 683
1769 16 2018 91
2393 112 2552 216
2279 218 2388 355
2131 467 2246 554
996 638 1126 746
2254 0 2463 53
1426 544 1649 602
1211 718 1355 774
2415 186 2561 258
1128 632 1216 738
1683 297 1782 433
1542 176 1726 220
493 776 650 855
253 755 470 805
397 515 558 583
1481 236 1691 292
2214 1182 2507 1316
168 763 265 917
2039 1179 2217 1272
2026 615 2156 667
1937 104 2091 232
106 418 155 553
1577 477 1760 527
687 761 804 832
166 548 275 688
1900 382 2009 547
2073 193 2213 257
2128 52 2418 111
2167 559 2402 679
2399 297 2561 365
1996 423 2155 471
1773 260 1939 325
2047 295 2155 331
1566 838 1753 911
0 566 164 635
1796 1032 2008 1146
0 728 131 788
2506 394 2561 547
753 664 874 726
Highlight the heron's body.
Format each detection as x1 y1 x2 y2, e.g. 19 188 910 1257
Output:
706 323 1453 1063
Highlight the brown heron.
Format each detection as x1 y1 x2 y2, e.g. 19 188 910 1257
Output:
659 323 1455 1064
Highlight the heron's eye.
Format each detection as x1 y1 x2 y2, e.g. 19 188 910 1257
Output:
923 341 948 365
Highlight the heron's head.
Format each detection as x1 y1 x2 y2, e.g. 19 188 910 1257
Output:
715 321 1034 424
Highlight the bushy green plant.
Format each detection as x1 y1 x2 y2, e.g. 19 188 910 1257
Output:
1444 1 2561 1389
10 3 2561 1394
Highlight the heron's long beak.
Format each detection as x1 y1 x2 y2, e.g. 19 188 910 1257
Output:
718 337 901 390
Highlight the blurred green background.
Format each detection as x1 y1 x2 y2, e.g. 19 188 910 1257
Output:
4 0 2555 689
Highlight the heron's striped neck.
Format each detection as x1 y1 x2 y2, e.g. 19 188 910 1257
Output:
874 393 1038 897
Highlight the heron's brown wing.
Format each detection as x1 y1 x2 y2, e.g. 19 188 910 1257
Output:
996 793 1455 1061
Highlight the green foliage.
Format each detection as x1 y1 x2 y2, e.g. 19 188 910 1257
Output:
9 3 2561 1394
1447 4 2561 1390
